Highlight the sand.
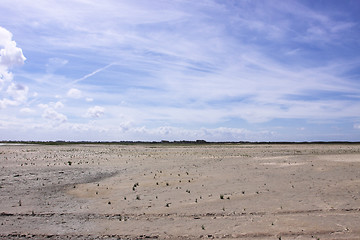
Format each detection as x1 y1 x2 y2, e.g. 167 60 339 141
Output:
1 143 360 239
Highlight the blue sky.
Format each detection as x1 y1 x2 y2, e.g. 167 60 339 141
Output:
1 0 360 141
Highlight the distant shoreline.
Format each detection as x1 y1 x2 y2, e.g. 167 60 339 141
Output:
1 140 360 145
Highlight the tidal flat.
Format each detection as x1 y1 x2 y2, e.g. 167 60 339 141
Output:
1 143 360 239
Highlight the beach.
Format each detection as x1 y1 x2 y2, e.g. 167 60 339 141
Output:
1 143 360 239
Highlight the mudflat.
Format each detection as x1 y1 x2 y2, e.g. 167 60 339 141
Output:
1 143 360 239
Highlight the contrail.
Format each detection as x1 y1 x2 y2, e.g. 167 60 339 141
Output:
70 62 117 85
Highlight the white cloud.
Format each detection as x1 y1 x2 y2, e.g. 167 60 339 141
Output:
86 97 93 102
0 26 12 46
20 107 34 114
0 83 28 108
38 103 48 109
38 101 66 124
0 68 13 88
42 108 67 123
38 101 64 109
52 101 64 109
67 88 82 99
86 106 105 118
112 126 274 142
0 98 17 109
6 83 28 102
354 123 360 130
0 27 27 108
0 26 26 68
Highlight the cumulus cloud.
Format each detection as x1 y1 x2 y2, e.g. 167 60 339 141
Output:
50 101 64 109
0 27 26 68
86 106 105 118
42 108 67 123
0 83 28 108
0 26 27 108
38 101 66 123
67 88 82 99
0 26 25 87
6 83 28 102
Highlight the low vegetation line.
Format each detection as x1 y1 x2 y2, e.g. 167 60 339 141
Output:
1 140 360 146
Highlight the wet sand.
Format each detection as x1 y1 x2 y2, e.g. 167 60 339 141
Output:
1 143 360 239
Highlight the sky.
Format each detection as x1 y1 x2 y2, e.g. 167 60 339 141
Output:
0 0 360 142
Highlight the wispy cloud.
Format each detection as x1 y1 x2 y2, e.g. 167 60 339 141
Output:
46 58 68 73
0 0 359 141
70 63 117 85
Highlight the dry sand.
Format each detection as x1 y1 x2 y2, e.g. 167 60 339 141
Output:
1 143 360 239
